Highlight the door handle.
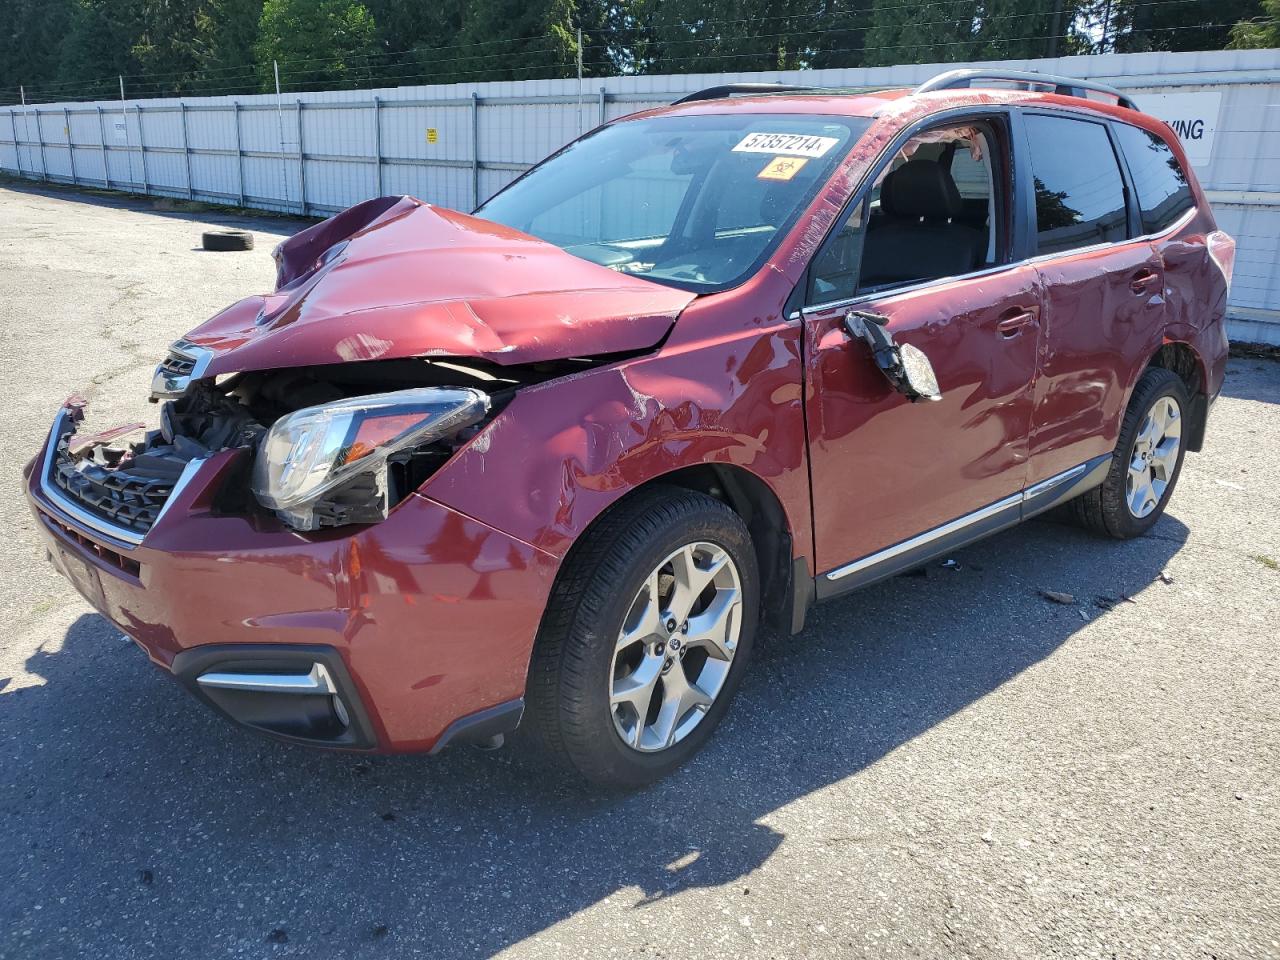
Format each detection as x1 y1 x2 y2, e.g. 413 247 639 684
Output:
996 309 1036 338
1130 269 1159 295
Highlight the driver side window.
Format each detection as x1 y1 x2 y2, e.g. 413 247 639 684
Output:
807 121 1006 305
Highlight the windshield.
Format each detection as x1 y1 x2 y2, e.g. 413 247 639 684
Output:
475 113 868 293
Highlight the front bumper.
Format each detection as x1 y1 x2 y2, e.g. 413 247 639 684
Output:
25 428 558 753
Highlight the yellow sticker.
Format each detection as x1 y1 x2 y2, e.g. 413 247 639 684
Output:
757 156 808 181
426 128 439 144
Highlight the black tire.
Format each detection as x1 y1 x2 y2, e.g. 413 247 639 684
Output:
522 486 759 788
201 229 254 251
1070 366 1190 539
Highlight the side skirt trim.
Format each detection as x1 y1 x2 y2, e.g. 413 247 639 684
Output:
824 493 1023 585
816 454 1111 600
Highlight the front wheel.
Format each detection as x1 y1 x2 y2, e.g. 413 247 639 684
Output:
523 487 759 788
1071 366 1190 539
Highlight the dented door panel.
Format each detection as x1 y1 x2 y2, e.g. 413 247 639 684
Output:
1028 240 1165 483
803 266 1042 576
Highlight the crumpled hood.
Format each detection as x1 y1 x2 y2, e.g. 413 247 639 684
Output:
184 196 695 374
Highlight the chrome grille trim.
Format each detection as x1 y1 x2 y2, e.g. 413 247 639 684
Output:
37 409 205 549
150 340 215 400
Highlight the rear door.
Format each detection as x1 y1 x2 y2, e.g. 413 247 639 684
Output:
800 114 1042 592
1018 111 1166 484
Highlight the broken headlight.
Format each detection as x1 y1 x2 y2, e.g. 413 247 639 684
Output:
251 387 488 531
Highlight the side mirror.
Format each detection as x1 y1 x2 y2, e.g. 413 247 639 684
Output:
843 310 943 402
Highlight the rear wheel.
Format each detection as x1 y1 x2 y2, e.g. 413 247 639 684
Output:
523 487 759 788
1071 366 1190 539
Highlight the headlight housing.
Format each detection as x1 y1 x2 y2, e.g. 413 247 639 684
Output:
251 387 488 530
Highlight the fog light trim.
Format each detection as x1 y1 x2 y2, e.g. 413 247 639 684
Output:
172 644 377 750
196 662 337 696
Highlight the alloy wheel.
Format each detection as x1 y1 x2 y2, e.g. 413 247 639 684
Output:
610 542 743 753
1126 395 1182 519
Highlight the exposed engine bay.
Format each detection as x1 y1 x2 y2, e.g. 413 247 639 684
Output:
47 196 682 538
52 352 606 535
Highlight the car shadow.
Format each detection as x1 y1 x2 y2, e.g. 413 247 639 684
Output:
0 513 1188 957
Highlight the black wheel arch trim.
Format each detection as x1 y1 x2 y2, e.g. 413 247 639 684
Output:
428 698 525 754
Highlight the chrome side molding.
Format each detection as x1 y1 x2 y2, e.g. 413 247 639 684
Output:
825 492 1023 582
824 461 1100 583
1022 462 1088 501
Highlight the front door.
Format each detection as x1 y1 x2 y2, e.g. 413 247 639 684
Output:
800 116 1041 592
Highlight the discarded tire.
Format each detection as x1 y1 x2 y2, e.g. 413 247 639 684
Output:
201 229 254 252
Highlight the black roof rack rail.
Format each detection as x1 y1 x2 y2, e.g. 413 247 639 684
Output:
914 68 1140 111
672 83 826 105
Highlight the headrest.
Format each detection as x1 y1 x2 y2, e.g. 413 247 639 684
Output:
880 158 963 220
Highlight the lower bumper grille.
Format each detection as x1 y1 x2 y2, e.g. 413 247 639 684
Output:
41 513 142 577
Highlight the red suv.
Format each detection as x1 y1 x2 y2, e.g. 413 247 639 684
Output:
26 70 1233 787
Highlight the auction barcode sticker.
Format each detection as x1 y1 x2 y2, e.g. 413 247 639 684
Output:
732 132 840 158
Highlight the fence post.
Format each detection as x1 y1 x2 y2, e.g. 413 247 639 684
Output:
8 109 22 177
180 101 193 199
598 87 606 127
470 92 480 209
295 99 306 216
96 105 109 189
232 102 245 207
136 105 149 194
371 95 383 197
63 107 76 185
118 84 135 192
34 107 48 181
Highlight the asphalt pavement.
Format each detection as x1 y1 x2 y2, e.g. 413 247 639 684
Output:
1 181 1277 959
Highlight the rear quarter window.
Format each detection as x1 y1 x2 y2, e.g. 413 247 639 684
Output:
1114 123 1195 235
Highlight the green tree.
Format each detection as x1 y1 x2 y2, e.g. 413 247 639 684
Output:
863 0 977 65
57 0 148 96
863 0 1091 66
442 0 579 82
0 0 75 99
617 0 829 75
972 0 1091 59
1109 0 1264 52
362 0 465 84
5 0 1276 107
806 0 875 71
131 0 217 94
1228 0 1279 46
193 0 265 91
254 0 378 90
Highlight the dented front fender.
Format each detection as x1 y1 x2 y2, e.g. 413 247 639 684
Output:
419 278 814 566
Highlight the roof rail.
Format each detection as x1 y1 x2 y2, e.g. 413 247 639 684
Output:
914 68 1140 111
672 83 825 105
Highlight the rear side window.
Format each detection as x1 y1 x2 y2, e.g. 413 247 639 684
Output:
1114 123 1194 234
1024 114 1128 255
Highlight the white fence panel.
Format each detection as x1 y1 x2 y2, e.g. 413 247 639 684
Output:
2 49 1278 342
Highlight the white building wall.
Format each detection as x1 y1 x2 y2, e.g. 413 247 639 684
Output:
2 49 1277 342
